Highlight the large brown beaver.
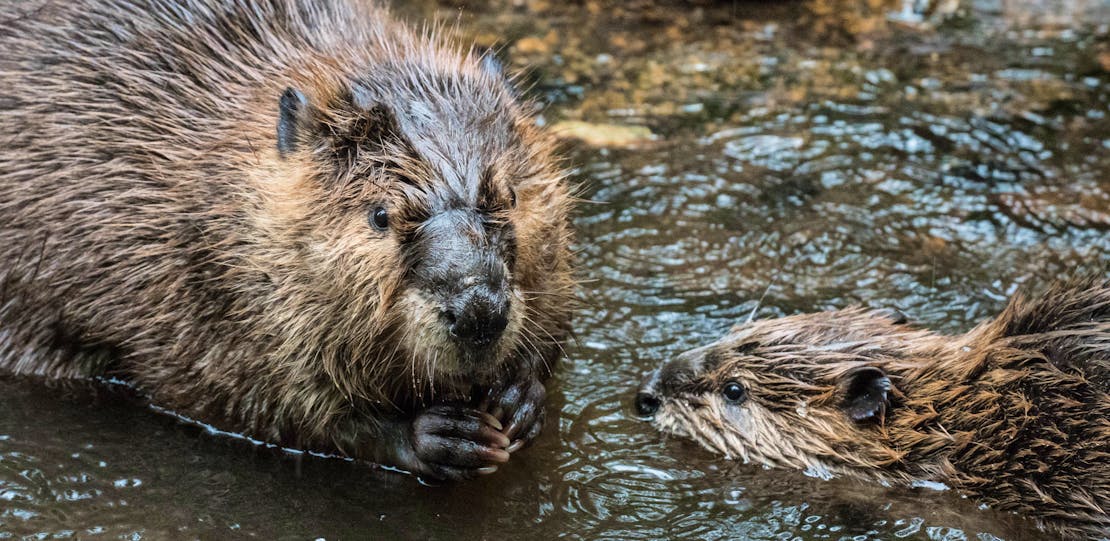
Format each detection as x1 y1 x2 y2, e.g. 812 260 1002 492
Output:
637 278 1110 539
0 0 575 481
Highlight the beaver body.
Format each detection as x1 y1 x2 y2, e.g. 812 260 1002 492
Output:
638 278 1110 538
0 0 574 481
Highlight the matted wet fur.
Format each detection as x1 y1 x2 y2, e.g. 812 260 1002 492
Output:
0 0 575 481
639 277 1110 539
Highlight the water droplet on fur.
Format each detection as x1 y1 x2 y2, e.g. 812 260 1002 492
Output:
795 402 809 418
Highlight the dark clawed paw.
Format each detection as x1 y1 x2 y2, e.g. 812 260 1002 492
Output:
408 404 510 481
487 374 547 450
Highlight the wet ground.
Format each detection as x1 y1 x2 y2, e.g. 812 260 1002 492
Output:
3 0 1110 539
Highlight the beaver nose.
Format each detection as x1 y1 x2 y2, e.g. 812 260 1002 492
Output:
635 391 660 416
635 370 662 416
444 285 509 349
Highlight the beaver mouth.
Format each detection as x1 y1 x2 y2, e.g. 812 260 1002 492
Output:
395 288 523 381
643 402 701 444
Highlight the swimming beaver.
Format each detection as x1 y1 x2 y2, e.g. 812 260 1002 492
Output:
0 0 575 481
637 278 1110 538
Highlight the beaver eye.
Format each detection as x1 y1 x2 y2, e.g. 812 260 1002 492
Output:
369 206 389 231
722 382 747 403
509 187 517 208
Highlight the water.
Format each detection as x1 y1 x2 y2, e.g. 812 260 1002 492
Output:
3 0 1109 539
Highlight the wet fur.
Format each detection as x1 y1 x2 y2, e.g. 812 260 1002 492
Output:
649 278 1110 539
0 0 574 462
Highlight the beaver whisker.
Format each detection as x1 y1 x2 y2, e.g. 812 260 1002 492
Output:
410 339 420 402
744 274 779 325
426 350 438 400
515 323 542 358
518 318 556 377
516 288 579 300
519 311 567 372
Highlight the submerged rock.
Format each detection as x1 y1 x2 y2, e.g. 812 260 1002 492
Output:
550 120 656 147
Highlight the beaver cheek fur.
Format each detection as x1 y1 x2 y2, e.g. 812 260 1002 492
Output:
651 392 869 479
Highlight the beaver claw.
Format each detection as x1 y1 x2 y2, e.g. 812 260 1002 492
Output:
404 404 511 482
484 372 547 450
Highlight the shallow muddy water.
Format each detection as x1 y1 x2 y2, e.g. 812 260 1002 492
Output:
3 1 1110 539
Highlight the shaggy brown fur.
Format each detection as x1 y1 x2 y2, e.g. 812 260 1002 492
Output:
0 0 575 481
640 278 1110 539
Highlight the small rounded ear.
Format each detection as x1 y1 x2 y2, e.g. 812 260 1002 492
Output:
874 307 909 325
277 87 309 158
479 50 505 78
276 84 407 170
839 366 892 423
477 48 520 99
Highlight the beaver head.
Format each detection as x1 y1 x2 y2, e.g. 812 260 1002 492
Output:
253 52 571 399
636 309 932 476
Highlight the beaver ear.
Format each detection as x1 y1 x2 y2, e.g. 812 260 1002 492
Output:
334 89 406 165
874 307 910 325
277 85 406 165
277 87 310 158
347 90 404 145
478 48 521 99
839 366 891 423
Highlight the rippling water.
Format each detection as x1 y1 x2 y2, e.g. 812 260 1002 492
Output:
3 0 1109 539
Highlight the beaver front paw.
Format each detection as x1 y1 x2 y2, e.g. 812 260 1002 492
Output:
484 372 547 452
406 404 511 482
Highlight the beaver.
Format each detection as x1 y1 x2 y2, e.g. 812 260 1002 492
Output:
0 0 575 481
637 278 1110 539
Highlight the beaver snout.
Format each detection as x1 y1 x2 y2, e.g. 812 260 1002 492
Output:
635 370 662 416
412 209 515 351
636 345 716 417
443 285 510 349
